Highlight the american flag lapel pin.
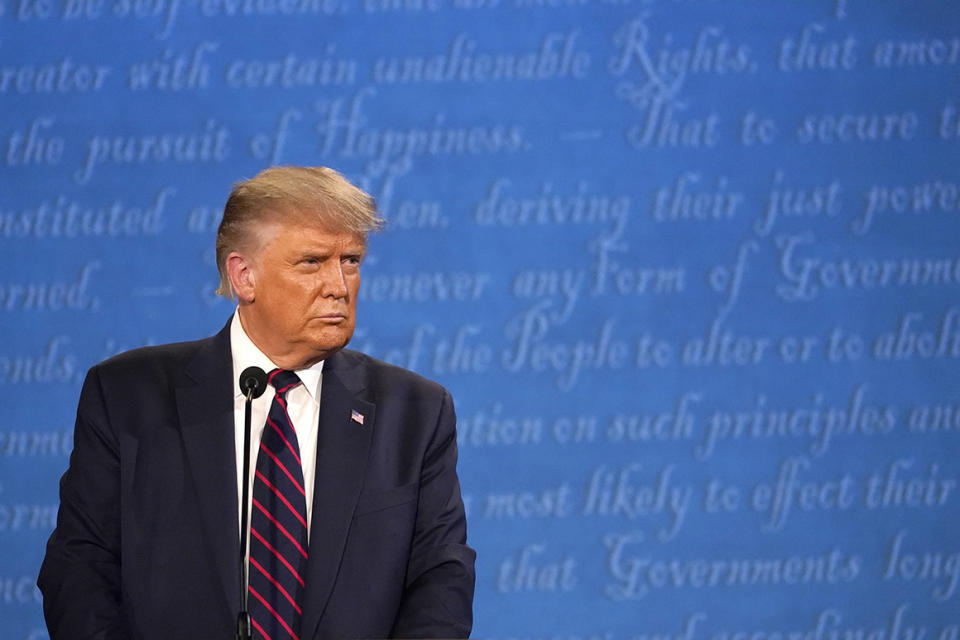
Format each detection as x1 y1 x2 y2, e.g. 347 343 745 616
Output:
351 409 364 425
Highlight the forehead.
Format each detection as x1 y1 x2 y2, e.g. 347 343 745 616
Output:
254 213 366 254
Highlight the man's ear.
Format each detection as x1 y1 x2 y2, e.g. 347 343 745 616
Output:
225 252 256 303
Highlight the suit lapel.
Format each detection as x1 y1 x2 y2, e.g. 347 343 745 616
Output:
301 350 376 640
176 322 241 621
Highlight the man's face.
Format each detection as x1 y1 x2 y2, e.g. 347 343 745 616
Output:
238 216 365 369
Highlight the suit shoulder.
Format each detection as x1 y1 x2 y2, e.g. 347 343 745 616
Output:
338 348 449 399
90 336 213 386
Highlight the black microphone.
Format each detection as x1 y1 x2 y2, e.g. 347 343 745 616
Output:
240 366 267 401
236 366 267 640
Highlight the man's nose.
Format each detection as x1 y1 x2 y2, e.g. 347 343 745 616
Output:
320 262 349 298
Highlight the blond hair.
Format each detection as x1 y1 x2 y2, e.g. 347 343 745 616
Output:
215 166 384 299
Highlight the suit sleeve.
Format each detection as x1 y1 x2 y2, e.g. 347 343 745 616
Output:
391 389 476 639
38 366 131 640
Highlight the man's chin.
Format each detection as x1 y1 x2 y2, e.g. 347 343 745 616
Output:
309 330 353 358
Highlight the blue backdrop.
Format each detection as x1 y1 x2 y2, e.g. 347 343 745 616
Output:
3 2 960 639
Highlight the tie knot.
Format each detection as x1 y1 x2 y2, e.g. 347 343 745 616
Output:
268 369 301 397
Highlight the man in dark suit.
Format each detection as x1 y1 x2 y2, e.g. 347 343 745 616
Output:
38 166 476 639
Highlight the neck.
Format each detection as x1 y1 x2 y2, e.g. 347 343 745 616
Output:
237 306 329 370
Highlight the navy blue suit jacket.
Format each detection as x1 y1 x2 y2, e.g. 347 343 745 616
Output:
38 320 475 639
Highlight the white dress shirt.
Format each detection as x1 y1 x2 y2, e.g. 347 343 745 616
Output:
230 311 322 543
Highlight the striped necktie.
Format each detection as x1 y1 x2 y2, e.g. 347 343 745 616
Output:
248 369 309 640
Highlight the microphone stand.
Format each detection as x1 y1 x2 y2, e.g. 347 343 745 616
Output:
236 366 266 640
236 383 254 640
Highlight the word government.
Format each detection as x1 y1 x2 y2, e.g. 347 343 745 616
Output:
776 233 960 301
604 530 860 601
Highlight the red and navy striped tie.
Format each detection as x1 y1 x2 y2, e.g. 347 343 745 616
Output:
248 369 309 640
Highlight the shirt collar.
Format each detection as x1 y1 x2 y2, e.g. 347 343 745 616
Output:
230 310 324 402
